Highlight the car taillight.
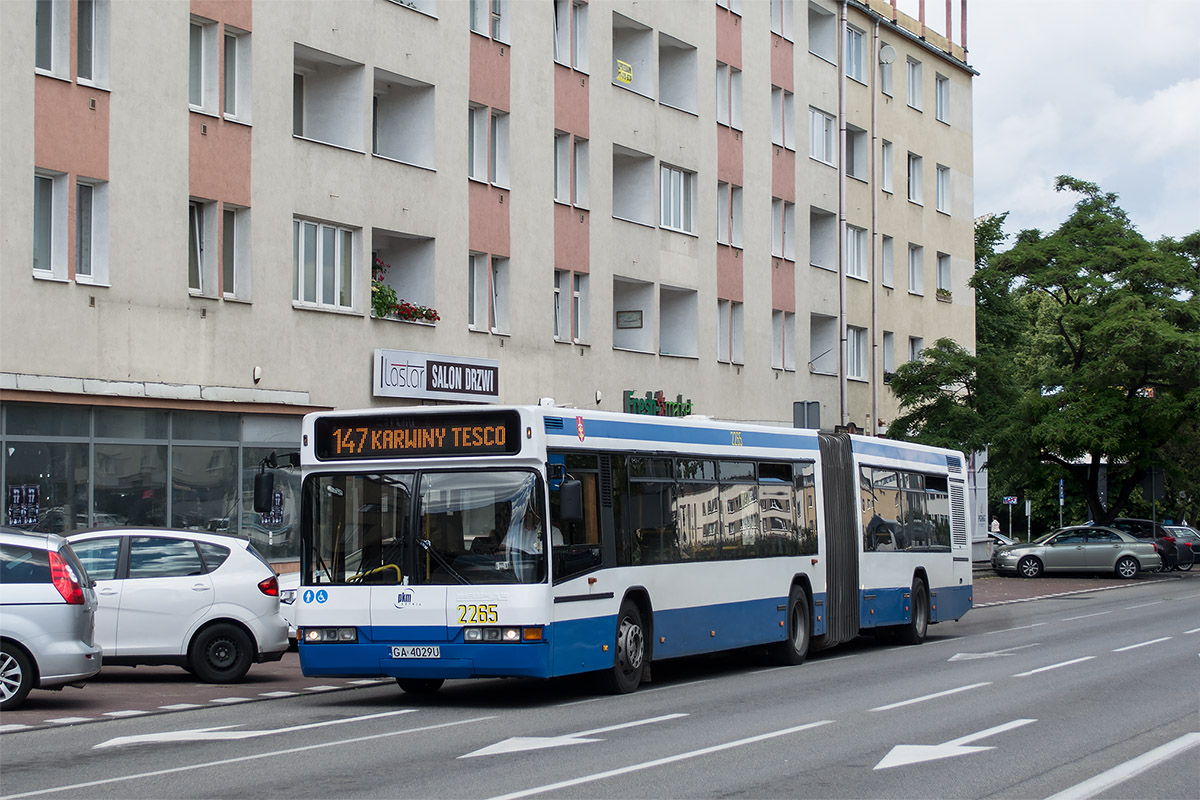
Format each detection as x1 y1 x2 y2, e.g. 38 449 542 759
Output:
49 551 85 605
1163 536 1176 543
258 575 279 597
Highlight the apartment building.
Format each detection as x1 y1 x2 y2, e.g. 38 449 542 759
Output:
0 0 974 561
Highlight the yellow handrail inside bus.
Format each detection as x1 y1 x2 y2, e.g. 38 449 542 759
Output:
350 563 402 584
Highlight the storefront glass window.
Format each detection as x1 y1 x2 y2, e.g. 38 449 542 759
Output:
93 443 168 526
172 445 238 530
96 408 169 439
6 405 89 437
242 447 300 561
4 442 89 533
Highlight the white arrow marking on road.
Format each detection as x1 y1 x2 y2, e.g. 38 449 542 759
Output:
948 643 1041 661
460 713 688 758
874 718 1036 770
93 709 415 749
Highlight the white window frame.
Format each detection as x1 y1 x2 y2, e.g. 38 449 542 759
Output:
907 152 923 204
936 164 950 213
489 109 510 187
772 310 796 371
908 243 924 296
772 199 796 261
882 330 895 373
469 253 509 334
76 0 110 87
846 125 867 180
468 104 488 181
33 171 68 280
880 140 893 193
771 0 794 41
847 326 867 379
879 43 893 96
223 27 251 123
35 0 68 78
222 204 250 299
573 272 589 343
555 0 589 71
881 235 894 288
937 252 952 294
846 225 866 280
573 138 589 208
189 17 219 113
660 164 696 234
906 56 923 110
809 107 836 165
554 132 571 202
74 178 109 285
293 218 356 311
908 335 925 362
471 0 510 43
717 182 743 248
716 62 743 130
935 73 950 123
717 298 744 365
773 87 795 150
845 25 865 83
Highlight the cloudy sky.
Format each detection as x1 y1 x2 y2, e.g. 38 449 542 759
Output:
965 0 1200 243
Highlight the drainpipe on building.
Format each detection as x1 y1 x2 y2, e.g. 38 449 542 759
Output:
871 19 881 437
838 0 849 428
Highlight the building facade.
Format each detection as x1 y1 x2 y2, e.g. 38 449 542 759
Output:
0 0 974 562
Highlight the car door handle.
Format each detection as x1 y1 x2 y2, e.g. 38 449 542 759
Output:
192 584 211 592
99 588 119 596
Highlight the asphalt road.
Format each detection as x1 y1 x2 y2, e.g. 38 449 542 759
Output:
1 571 1197 800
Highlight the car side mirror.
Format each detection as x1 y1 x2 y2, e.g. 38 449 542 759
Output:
558 479 583 524
254 471 275 513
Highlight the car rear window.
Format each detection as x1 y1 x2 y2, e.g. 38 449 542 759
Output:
197 542 231 572
0 543 51 584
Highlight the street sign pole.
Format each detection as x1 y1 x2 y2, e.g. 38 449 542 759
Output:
1025 499 1031 542
1058 479 1064 528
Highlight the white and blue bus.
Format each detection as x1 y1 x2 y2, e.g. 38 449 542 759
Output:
277 404 973 694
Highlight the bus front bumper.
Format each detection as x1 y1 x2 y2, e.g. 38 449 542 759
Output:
298 640 553 680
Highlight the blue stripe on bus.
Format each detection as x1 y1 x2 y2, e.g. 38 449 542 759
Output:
546 416 821 453
859 584 974 629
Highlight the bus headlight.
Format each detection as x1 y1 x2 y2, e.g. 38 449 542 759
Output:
461 626 544 643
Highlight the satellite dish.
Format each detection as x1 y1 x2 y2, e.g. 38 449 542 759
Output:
879 44 897 65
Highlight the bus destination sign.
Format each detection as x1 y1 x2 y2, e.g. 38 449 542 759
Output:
314 411 522 461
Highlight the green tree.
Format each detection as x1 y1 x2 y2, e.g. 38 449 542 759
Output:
888 177 1200 527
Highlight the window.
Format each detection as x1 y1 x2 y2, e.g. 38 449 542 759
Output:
881 235 894 287
717 182 743 247
660 285 698 358
128 537 205 579
489 110 510 186
188 200 215 294
75 179 109 284
573 138 590 207
33 171 65 279
906 56 922 110
772 87 795 149
772 310 795 371
468 253 508 333
76 0 110 85
935 74 950 123
553 0 589 70
847 326 867 379
612 145 655 226
907 152 923 204
936 164 950 213
908 336 924 361
882 330 895 373
613 277 654 353
809 108 836 165
554 270 588 343
880 43 893 95
881 140 893 192
373 70 434 168
846 25 865 82
908 244 924 295
937 253 951 294
772 0 794 41
189 17 218 112
470 0 510 43
293 45 364 150
846 225 866 279
846 124 867 180
659 164 695 234
222 205 249 299
373 231 436 320
223 28 251 121
716 63 742 129
810 207 836 270
35 0 68 76
293 218 355 310
468 106 509 186
772 199 795 261
659 34 698 114
612 13 653 98
717 299 744 364
807 2 834 59
555 133 588 206
468 105 487 180
809 314 837 374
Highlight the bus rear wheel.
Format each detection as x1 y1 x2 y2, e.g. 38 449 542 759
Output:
600 600 644 694
770 586 810 666
396 678 444 694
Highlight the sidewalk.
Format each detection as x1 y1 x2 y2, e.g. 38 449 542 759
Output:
971 567 1192 607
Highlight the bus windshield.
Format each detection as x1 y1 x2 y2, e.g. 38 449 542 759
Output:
303 470 548 586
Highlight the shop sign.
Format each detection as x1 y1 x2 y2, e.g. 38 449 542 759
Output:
374 349 500 403
623 390 694 417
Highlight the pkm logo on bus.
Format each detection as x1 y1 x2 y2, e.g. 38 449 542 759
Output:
395 590 417 608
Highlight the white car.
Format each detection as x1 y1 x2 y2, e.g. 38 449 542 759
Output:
277 571 299 642
67 528 289 683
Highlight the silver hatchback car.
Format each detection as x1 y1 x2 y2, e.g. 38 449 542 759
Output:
0 527 103 710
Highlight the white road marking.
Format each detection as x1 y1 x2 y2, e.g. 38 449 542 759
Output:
3 716 494 800
1112 637 1172 652
1012 656 1095 677
210 697 252 704
103 710 149 718
461 713 688 758
1061 611 1113 622
302 685 340 691
948 643 1041 661
158 704 202 711
870 682 992 712
484 720 834 800
985 623 1048 635
259 691 298 697
875 718 1036 770
0 724 31 733
1125 601 1164 609
1043 732 1200 800
94 709 415 749
46 717 92 724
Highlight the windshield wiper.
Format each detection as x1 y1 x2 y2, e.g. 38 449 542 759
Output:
417 539 471 585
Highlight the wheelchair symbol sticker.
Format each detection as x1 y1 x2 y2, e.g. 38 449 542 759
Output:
303 589 328 604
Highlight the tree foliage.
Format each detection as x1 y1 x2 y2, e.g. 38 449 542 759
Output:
888 177 1200 527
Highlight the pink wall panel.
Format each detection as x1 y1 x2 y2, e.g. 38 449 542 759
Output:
716 246 743 303
470 35 511 110
468 182 510 256
554 204 589 271
772 147 795 203
191 0 251 31
716 126 743 185
772 258 795 313
554 66 589 136
34 78 109 179
189 115 251 205
715 8 742 68
770 35 793 92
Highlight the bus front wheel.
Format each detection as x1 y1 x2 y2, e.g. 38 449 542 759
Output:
600 601 645 694
770 586 810 666
895 577 929 645
396 678 444 694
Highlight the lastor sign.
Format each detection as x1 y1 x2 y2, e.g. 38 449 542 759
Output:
373 349 500 403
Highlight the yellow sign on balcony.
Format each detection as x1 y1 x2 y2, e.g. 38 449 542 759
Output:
616 59 633 84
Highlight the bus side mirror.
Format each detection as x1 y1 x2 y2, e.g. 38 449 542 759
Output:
558 479 583 524
253 471 275 513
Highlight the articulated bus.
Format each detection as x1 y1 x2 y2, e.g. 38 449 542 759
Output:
278 404 973 694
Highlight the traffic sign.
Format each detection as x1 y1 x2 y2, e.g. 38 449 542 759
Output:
1002 496 1017 505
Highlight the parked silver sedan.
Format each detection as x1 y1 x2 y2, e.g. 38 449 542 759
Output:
992 525 1160 579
